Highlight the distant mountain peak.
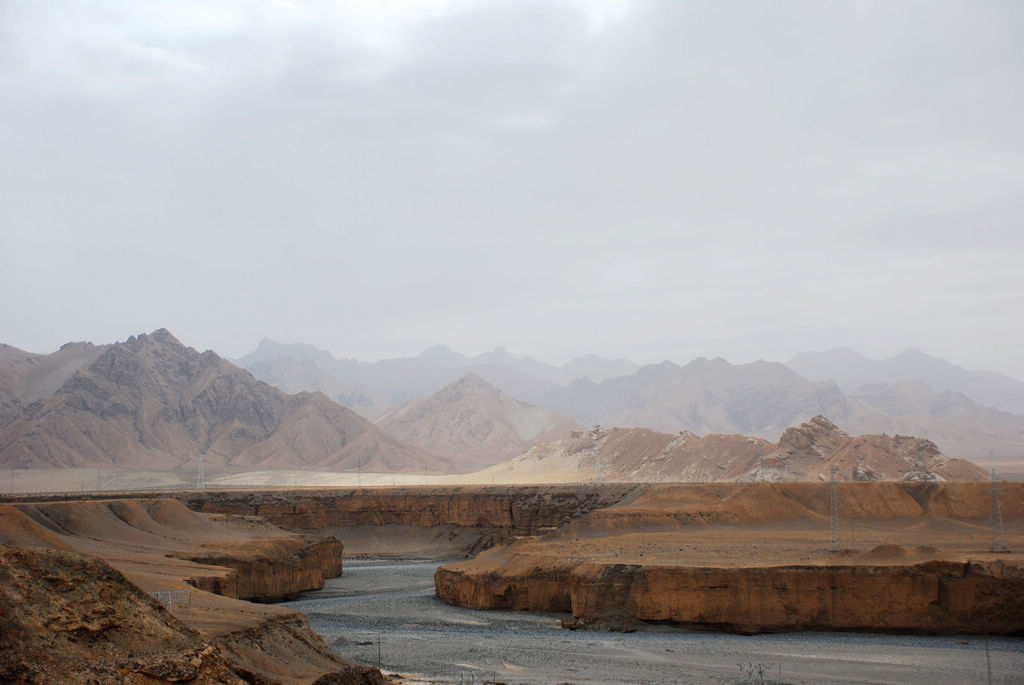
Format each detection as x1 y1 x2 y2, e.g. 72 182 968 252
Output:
445 372 495 393
415 344 471 367
379 371 580 467
121 328 185 351
475 346 518 363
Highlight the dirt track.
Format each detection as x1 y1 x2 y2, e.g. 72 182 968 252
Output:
283 560 1024 685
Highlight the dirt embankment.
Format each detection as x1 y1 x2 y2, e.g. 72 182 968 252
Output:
435 481 1024 635
0 498 380 683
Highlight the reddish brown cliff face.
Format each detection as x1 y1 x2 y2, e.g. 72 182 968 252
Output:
436 553 1024 635
568 561 1024 633
179 534 343 602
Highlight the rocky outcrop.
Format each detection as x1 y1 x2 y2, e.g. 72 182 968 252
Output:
481 416 987 483
0 545 384 684
0 545 245 683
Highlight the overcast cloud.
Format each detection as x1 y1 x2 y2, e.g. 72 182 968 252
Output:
2 0 1022 377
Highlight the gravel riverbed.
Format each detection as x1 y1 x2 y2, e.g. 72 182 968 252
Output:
280 560 1024 685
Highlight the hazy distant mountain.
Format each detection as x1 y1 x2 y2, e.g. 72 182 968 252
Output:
230 339 1024 462
787 347 1024 416
245 357 374 411
533 357 1024 461
840 380 1024 460
0 329 443 472
559 354 640 384
540 357 858 439
235 339 635 415
378 374 581 468
481 416 986 484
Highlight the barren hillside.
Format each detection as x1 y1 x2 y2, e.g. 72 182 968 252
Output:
378 374 581 469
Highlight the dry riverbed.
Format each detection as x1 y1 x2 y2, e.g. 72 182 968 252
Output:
280 559 1024 685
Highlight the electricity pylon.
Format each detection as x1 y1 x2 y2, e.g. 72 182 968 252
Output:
990 469 1008 553
829 466 841 552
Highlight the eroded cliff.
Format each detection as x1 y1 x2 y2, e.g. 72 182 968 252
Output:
176 485 642 557
435 481 1024 634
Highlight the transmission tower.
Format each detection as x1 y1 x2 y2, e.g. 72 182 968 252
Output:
989 469 1008 553
593 448 601 484
196 455 206 490
829 466 841 551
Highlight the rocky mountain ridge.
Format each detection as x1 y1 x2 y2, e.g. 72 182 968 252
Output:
0 329 443 472
235 338 1024 461
482 415 986 483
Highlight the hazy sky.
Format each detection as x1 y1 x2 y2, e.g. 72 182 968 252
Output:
3 1 1022 378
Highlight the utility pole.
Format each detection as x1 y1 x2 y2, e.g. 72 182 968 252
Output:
989 469 1008 553
829 466 841 552
196 456 206 490
759 448 765 482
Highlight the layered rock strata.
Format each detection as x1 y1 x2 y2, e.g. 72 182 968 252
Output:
436 559 1024 634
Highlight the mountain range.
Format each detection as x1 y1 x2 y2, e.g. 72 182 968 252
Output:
3 331 1022 477
0 330 445 472
236 338 638 416
236 340 1024 462
787 347 1024 417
